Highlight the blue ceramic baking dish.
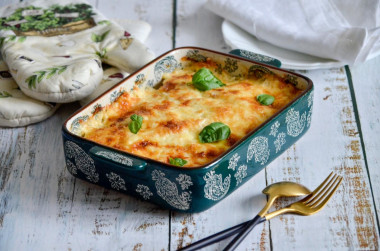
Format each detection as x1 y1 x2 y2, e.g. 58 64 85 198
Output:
62 47 314 213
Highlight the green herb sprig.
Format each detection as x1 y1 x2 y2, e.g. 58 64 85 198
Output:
199 122 231 143
128 114 143 134
257 94 275 105
169 157 187 167
192 68 225 91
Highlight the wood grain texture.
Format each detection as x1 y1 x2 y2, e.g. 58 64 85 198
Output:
1 0 380 250
0 104 78 249
171 1 266 250
267 67 379 250
0 103 169 250
171 171 269 250
350 57 380 225
0 0 173 250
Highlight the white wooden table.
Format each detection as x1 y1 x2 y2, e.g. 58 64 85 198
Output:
1 0 379 250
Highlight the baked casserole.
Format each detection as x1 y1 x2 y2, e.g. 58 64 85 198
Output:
75 57 303 167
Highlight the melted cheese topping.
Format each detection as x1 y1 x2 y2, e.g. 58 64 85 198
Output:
77 58 302 167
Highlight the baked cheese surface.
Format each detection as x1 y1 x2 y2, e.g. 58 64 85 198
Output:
78 58 302 167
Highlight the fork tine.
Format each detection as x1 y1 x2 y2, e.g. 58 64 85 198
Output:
263 173 342 221
305 174 338 206
312 176 343 210
307 175 340 207
301 172 334 203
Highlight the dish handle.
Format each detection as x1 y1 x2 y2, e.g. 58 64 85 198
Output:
229 49 281 68
89 146 147 172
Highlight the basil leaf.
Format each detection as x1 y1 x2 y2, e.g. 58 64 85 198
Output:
169 157 187 167
257 94 275 105
199 122 231 143
128 114 143 134
192 68 225 91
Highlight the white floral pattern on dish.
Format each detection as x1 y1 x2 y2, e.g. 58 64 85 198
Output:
64 141 99 183
234 164 248 186
152 170 191 210
286 108 307 137
247 136 270 165
274 132 286 153
204 170 231 201
228 153 240 171
176 174 193 190
136 184 153 200
106 172 127 191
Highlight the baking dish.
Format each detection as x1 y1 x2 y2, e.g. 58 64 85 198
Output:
62 47 314 212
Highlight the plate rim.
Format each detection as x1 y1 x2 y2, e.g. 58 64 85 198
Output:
221 20 345 70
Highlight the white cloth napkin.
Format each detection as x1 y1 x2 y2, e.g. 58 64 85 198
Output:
206 0 380 64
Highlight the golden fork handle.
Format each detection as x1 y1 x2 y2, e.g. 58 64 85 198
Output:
265 207 297 220
224 173 342 250
258 195 277 216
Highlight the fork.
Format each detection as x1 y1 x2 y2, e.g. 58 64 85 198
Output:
223 172 343 251
178 172 342 251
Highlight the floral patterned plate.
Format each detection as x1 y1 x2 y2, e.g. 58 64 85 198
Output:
62 47 313 212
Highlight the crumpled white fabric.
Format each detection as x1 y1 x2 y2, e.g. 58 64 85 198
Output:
0 0 155 103
206 0 380 64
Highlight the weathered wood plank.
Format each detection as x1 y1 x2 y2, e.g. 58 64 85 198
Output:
350 56 380 225
91 1 175 249
1 0 379 250
59 179 169 250
171 1 269 250
0 0 174 250
0 103 78 249
267 67 379 250
172 1 380 246
171 171 269 250
0 109 170 249
0 103 168 250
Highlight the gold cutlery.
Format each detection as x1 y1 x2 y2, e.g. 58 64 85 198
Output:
179 179 311 250
179 172 342 251
223 172 342 250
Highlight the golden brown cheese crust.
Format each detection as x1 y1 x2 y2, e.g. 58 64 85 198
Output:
78 58 302 167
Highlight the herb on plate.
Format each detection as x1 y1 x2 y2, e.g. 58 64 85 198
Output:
257 94 275 105
169 157 187 167
129 114 143 134
199 122 231 143
192 68 225 91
